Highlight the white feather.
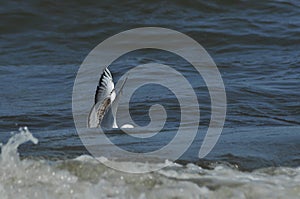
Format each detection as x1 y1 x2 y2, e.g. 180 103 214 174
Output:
88 68 131 129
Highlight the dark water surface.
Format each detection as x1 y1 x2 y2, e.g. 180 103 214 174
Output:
1 0 299 169
1 1 300 198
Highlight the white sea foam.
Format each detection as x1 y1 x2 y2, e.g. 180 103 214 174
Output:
0 128 299 199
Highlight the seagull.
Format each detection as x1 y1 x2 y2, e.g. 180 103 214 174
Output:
88 68 133 129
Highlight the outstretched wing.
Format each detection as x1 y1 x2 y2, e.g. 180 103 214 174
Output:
88 68 115 128
95 68 115 103
88 97 111 128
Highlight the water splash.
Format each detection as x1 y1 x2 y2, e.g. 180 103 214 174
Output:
0 127 38 165
0 127 299 198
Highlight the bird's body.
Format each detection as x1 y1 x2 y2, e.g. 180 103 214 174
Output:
88 68 132 129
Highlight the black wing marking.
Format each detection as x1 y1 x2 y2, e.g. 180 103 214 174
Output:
95 68 113 103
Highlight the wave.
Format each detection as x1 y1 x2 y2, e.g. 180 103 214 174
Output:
0 127 299 198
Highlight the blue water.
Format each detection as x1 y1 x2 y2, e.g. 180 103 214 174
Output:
0 0 299 174
1 1 300 198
